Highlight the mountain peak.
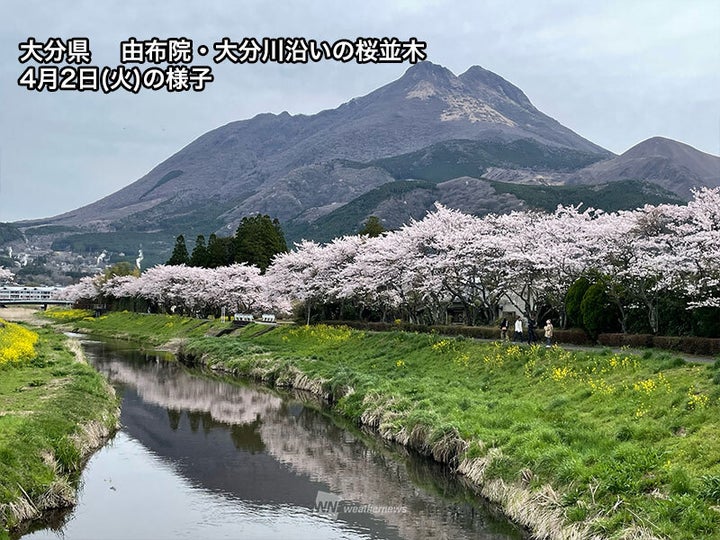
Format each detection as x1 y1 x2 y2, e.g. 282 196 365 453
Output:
397 61 460 94
621 138 720 183
403 60 456 77
622 136 717 160
459 65 534 110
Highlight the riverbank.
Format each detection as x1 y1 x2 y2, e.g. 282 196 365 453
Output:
41 309 229 347
51 311 720 539
0 310 119 538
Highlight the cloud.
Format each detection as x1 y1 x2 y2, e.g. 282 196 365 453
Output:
0 0 718 221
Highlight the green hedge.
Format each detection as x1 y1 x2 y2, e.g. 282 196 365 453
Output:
598 333 655 349
599 333 720 356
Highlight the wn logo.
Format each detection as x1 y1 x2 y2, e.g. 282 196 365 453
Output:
314 490 342 519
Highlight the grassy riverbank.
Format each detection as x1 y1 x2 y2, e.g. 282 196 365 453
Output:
51 311 720 539
42 309 229 347
0 317 119 537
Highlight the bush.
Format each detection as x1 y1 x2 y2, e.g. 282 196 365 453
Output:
654 336 720 356
581 283 620 338
432 325 499 339
598 334 654 349
596 333 720 356
565 277 591 328
554 328 593 345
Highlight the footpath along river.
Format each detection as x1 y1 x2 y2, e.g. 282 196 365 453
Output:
19 336 524 540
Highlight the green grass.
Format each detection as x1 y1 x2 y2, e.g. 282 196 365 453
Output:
0 327 119 532
48 314 720 538
186 324 720 539
46 310 231 346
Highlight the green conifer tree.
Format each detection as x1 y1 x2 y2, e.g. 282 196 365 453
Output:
190 234 208 267
166 234 190 266
234 215 288 272
358 216 385 237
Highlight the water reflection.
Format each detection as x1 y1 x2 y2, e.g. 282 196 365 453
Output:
23 339 522 540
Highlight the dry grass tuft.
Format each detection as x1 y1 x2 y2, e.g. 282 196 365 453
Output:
430 428 468 466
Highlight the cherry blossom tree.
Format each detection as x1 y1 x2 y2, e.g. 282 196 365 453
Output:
670 188 720 308
579 209 637 332
335 233 408 321
54 276 101 303
212 264 268 314
621 204 689 333
494 210 546 320
530 205 602 326
0 267 13 283
264 240 327 324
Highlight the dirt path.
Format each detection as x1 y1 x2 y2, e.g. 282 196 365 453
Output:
0 306 46 325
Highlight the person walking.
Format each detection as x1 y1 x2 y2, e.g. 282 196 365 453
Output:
500 318 509 341
527 317 537 345
544 319 554 348
514 318 523 342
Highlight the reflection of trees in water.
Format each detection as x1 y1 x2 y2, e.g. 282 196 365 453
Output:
165 406 266 453
91 348 517 540
90 353 283 426
230 418 265 454
167 409 181 430
259 402 517 540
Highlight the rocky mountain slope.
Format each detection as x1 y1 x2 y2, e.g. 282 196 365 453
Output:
24 61 609 233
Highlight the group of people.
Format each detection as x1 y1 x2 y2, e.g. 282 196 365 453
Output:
500 316 554 347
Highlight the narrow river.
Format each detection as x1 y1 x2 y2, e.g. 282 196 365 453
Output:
22 337 523 540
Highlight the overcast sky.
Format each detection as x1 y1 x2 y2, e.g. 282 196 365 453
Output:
1 0 718 222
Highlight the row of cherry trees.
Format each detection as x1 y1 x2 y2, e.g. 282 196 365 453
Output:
58 188 719 333
58 263 292 317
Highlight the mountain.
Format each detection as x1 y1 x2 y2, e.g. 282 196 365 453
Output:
285 178 684 244
565 137 720 198
25 61 609 234
367 138 605 182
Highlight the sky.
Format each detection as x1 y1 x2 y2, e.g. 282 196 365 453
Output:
0 0 718 222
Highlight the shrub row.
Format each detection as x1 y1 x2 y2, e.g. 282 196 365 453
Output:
599 333 720 356
597 333 655 349
653 336 720 356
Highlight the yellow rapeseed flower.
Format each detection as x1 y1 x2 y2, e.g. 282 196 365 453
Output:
0 318 39 366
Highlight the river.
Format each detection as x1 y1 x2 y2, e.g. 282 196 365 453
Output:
20 336 523 540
